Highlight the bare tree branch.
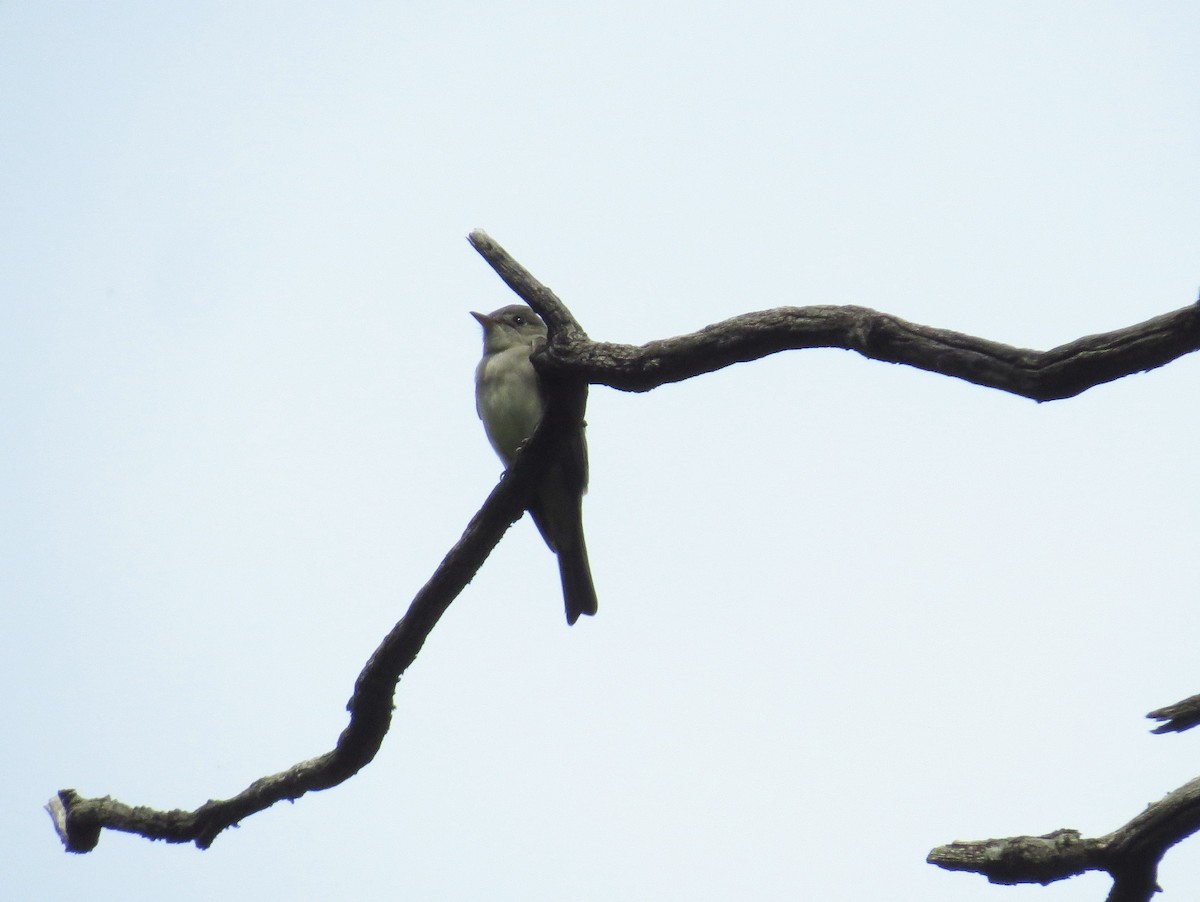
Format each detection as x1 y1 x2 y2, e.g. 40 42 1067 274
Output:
927 828 1100 887
928 776 1200 902
1148 694 1200 734
468 229 585 344
50 231 1200 861
468 229 1200 402
46 380 585 852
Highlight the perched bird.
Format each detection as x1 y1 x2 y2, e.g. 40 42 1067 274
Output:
471 304 598 624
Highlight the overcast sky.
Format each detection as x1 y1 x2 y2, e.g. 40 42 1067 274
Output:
4 3 1200 900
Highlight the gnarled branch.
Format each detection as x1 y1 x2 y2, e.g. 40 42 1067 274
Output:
50 231 1200 856
928 775 1200 902
468 230 1200 402
1148 693 1200 734
46 379 585 851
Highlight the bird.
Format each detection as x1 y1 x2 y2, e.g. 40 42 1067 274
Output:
471 304 598 624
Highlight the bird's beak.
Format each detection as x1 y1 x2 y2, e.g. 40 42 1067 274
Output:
470 311 494 330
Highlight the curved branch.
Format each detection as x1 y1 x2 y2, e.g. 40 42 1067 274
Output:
50 230 1200 856
45 384 585 852
468 230 1200 401
927 776 1200 901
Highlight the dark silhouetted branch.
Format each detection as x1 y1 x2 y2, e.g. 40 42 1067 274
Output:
46 377 586 852
50 230 1200 861
928 776 1200 902
1148 694 1200 734
468 229 1200 402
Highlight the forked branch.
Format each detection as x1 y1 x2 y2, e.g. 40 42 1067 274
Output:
924 694 1200 900
928 774 1200 902
49 231 1200 855
468 229 1200 402
1148 693 1200 735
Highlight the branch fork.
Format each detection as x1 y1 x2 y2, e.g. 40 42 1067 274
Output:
48 231 1200 902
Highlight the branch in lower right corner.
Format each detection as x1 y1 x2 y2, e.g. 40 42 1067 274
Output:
1147 692 1200 734
926 828 1098 886
929 774 1200 901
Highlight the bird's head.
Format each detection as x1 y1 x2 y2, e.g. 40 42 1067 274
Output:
471 304 548 354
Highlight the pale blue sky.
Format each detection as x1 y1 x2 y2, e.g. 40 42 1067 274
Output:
4 3 1200 900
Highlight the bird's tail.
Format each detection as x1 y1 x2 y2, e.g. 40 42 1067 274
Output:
559 534 598 626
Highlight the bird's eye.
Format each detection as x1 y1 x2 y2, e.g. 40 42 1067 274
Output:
513 315 525 325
